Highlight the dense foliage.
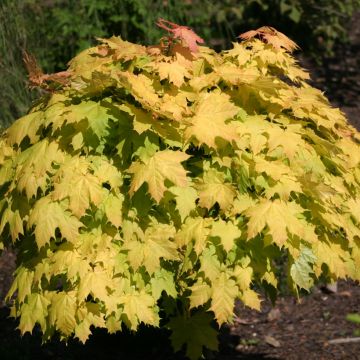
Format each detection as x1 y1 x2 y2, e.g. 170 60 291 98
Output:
1 22 360 359
1 0 359 127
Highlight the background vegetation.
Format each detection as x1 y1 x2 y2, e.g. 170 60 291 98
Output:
1 0 359 128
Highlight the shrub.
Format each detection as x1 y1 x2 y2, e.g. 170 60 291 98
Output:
1 21 360 359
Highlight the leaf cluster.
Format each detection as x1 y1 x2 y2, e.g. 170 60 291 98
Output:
1 24 360 359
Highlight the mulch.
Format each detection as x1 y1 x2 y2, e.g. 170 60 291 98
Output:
227 280 360 360
0 11 360 360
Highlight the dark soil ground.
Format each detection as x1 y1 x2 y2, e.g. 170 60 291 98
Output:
1 12 360 360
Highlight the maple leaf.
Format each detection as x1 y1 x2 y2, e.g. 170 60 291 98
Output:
124 222 178 274
254 155 291 181
18 293 50 334
185 92 239 148
313 241 352 279
157 18 204 53
150 268 177 300
215 63 259 85
175 217 212 255
196 168 236 211
6 267 34 303
15 140 65 198
210 271 238 325
168 311 218 360
155 59 191 87
239 26 299 52
103 192 123 228
128 149 189 202
210 219 242 252
28 197 83 248
6 111 43 146
228 194 256 217
50 247 90 279
75 304 106 343
266 125 304 159
23 51 71 89
118 102 154 134
290 246 316 290
168 186 198 222
199 246 222 282
245 199 307 246
117 72 159 109
0 195 29 242
240 289 261 310
49 291 77 336
90 157 123 189
98 36 147 62
233 264 253 292
78 267 112 301
189 280 212 308
52 156 104 218
57 100 114 139
118 290 159 330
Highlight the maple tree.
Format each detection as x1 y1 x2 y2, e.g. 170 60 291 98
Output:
1 22 360 359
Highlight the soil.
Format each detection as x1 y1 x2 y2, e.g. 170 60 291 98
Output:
0 12 360 360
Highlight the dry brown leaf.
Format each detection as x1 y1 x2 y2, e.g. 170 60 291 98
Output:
23 51 71 89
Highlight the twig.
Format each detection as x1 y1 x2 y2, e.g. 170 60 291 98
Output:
328 337 360 345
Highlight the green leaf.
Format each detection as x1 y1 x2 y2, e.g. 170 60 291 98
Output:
168 311 218 360
150 268 177 300
169 186 198 221
290 246 316 290
346 313 360 324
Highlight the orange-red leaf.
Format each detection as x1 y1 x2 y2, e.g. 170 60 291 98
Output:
157 18 204 53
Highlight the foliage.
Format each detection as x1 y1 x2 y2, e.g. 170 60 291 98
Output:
1 0 359 127
1 22 360 359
